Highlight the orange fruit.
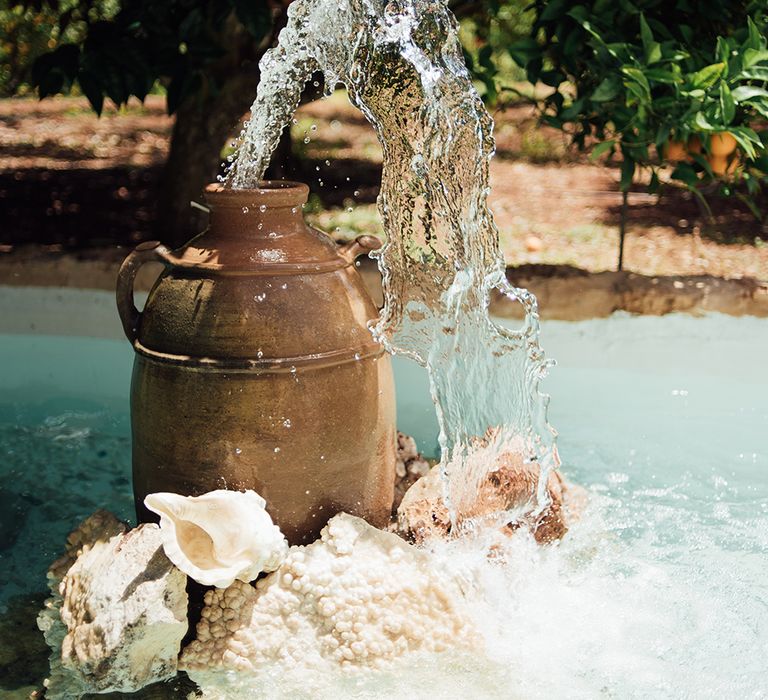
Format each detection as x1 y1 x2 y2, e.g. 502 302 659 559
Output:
709 132 738 157
664 139 688 162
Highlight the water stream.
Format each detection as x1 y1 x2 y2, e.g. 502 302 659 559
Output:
227 0 557 529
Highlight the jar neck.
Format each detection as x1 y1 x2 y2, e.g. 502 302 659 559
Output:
208 203 307 238
203 181 310 238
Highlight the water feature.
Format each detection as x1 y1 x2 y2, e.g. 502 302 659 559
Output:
227 0 557 530
1 302 766 697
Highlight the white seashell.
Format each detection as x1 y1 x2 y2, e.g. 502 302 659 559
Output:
144 489 288 589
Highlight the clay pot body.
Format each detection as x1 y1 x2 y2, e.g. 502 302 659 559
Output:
117 182 396 544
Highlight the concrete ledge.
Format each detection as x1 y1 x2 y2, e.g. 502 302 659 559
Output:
493 264 768 320
1 249 766 320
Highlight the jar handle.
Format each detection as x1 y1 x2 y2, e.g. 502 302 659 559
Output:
116 241 170 343
338 234 382 262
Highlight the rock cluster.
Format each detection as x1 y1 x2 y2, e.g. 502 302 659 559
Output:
35 433 583 696
397 446 574 544
180 513 478 676
392 431 431 512
38 513 188 698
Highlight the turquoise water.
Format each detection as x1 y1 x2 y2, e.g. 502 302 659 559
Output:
1 312 767 697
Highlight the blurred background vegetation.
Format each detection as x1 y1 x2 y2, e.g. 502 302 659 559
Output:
1 0 766 277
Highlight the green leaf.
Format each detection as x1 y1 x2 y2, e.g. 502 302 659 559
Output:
507 38 541 67
746 97 768 119
638 14 661 63
694 111 715 130
620 154 635 191
745 17 765 52
644 68 678 84
670 162 699 187
590 140 615 160
741 66 768 80
691 62 725 89
732 85 768 102
622 67 650 96
648 169 660 194
743 49 768 68
639 14 653 51
591 76 620 102
729 126 761 158
719 82 735 124
232 0 273 41
77 70 104 116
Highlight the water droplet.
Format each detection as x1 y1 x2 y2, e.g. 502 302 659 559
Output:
235 447 242 455
310 124 317 131
254 293 267 302
283 418 292 428
274 447 281 453
353 190 360 197
257 223 263 230
354 353 361 360
303 137 311 144
259 204 267 212
257 349 263 358
281 283 288 289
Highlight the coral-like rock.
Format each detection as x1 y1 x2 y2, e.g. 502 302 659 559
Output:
145 489 288 589
46 509 128 586
39 518 188 698
392 432 432 513
180 513 477 677
397 447 573 544
37 510 129 700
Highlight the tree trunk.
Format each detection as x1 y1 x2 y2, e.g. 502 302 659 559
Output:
152 8 295 248
153 73 261 248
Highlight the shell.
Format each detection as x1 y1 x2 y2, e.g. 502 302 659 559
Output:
144 489 288 588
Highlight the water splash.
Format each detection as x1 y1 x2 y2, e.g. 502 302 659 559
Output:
227 0 558 529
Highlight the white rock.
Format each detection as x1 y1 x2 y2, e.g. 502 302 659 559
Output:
145 489 288 588
38 510 129 700
55 523 188 694
180 513 478 678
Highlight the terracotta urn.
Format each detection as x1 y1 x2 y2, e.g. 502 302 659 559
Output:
116 181 396 544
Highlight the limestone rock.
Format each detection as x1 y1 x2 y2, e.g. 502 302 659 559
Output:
37 510 129 700
392 432 432 513
38 516 188 698
180 513 477 677
397 449 574 544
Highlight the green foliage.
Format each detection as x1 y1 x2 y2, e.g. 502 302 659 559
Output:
454 0 535 103
16 0 275 114
0 1 118 96
503 0 768 211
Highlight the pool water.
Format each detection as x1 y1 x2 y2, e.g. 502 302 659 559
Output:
1 292 766 698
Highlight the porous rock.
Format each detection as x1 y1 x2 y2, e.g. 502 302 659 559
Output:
397 449 574 544
180 513 477 677
38 513 188 698
392 432 431 513
37 510 128 699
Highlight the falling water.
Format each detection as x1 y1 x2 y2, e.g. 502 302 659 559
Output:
227 0 557 529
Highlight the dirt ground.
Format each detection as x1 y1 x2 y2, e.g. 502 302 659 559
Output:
1 93 766 281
